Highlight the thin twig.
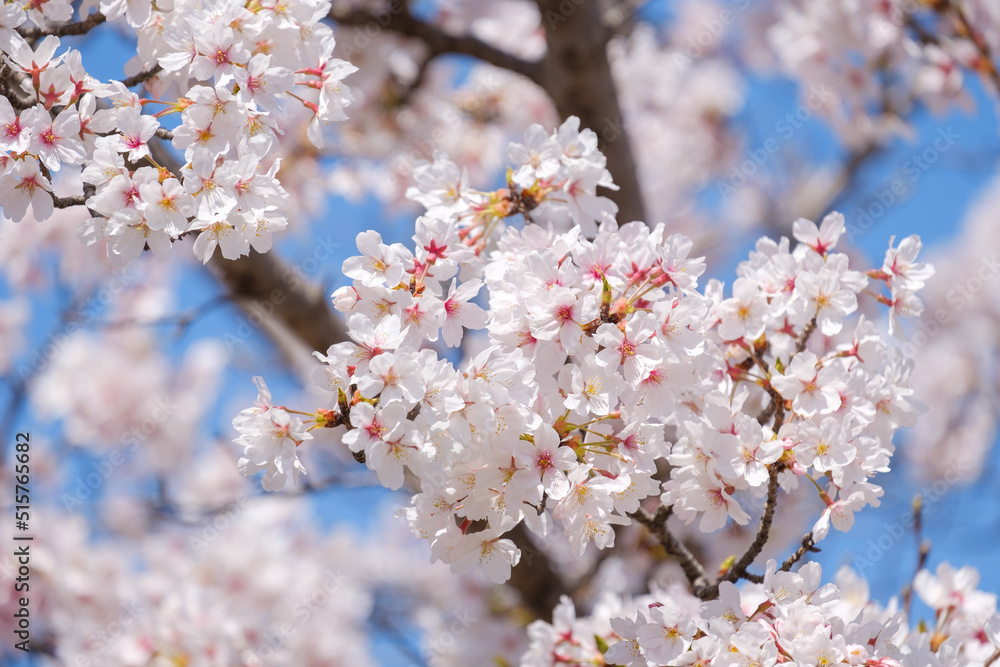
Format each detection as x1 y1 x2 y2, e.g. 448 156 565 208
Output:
97 295 229 331
121 64 163 89
946 0 1000 95
794 316 818 355
901 494 930 618
634 504 713 599
780 532 820 571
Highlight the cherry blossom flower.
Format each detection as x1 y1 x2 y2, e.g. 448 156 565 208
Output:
0 97 30 153
234 380 311 492
21 104 84 172
113 106 159 162
0 157 53 222
441 278 489 347
771 351 846 417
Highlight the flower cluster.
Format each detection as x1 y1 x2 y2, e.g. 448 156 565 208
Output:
233 122 931 586
407 115 621 239
233 376 312 492
524 560 1000 667
1 0 355 264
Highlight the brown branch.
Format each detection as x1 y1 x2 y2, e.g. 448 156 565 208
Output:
121 64 163 89
794 316 818 355
780 532 820 571
534 0 647 224
330 0 647 225
329 3 541 84
145 136 351 351
0 63 35 111
756 382 786 432
634 504 713 599
720 464 783 587
17 11 106 39
387 52 437 109
52 194 88 208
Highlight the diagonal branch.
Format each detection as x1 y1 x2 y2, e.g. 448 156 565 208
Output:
780 532 820 571
943 0 1000 98
794 315 818 355
634 504 713 599
121 64 163 89
720 464 782 587
328 3 541 84
146 137 349 351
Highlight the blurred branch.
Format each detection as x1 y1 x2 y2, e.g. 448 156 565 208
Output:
901 494 930 618
329 0 647 224
328 2 541 83
0 62 35 110
17 11 106 39
943 0 1000 97
96 295 229 332
368 607 430 667
147 137 350 352
534 0 647 224
387 51 437 109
